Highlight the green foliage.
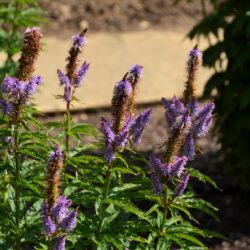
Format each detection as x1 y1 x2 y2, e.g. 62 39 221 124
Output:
187 0 250 189
0 27 221 249
0 0 45 81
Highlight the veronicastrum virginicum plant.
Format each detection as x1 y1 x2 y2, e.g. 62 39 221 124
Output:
0 27 221 250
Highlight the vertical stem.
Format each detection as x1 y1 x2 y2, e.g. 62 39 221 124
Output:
96 163 112 234
160 179 168 234
65 101 71 162
14 124 21 250
48 237 52 250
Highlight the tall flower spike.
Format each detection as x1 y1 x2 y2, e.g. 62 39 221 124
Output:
127 64 143 89
51 195 72 222
192 102 215 137
169 156 188 177
16 27 42 81
111 80 132 133
149 154 163 173
165 112 191 162
73 61 90 87
57 70 70 86
25 75 43 95
126 64 143 117
151 173 162 194
0 100 13 115
161 96 186 130
60 209 77 232
183 45 202 104
175 172 190 196
46 144 63 206
66 29 87 81
130 108 152 145
101 117 115 143
41 202 57 236
54 235 66 250
187 98 199 117
183 133 195 159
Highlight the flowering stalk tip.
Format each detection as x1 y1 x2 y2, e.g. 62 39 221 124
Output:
46 144 63 206
17 27 42 81
183 45 203 103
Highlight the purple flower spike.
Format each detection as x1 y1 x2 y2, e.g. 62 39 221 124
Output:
130 64 143 78
25 76 42 95
171 156 188 177
60 209 77 232
32 75 43 86
51 196 72 222
41 202 57 236
11 80 26 102
128 64 143 85
187 98 199 117
183 133 195 160
197 103 215 121
172 96 185 114
104 143 115 163
149 154 162 173
193 102 215 137
72 34 87 49
161 98 176 128
115 129 129 148
130 108 152 145
151 173 162 194
161 96 186 130
113 80 132 100
64 83 71 103
73 61 90 87
57 69 70 86
101 117 115 143
189 47 202 64
175 172 190 196
54 235 66 250
0 100 13 115
49 144 63 163
1 76 16 93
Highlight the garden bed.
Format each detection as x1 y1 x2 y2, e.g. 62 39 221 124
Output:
41 103 250 250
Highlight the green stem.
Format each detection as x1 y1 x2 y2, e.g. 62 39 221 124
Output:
65 101 71 162
96 163 112 234
14 124 21 250
47 237 52 250
160 180 168 234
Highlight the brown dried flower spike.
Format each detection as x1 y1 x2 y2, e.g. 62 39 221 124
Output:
16 27 42 81
46 144 63 207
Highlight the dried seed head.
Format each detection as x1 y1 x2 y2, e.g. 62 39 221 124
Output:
66 30 87 81
46 144 63 207
183 45 202 103
111 80 132 133
126 64 143 117
16 27 42 81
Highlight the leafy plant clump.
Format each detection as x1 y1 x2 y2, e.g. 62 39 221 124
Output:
0 27 221 249
187 0 250 189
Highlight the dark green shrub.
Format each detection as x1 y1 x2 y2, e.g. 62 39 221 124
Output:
187 0 250 189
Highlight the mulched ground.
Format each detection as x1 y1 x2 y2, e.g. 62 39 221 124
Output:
43 103 250 250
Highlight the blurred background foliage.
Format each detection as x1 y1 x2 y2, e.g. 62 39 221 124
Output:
0 0 45 81
186 0 250 189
